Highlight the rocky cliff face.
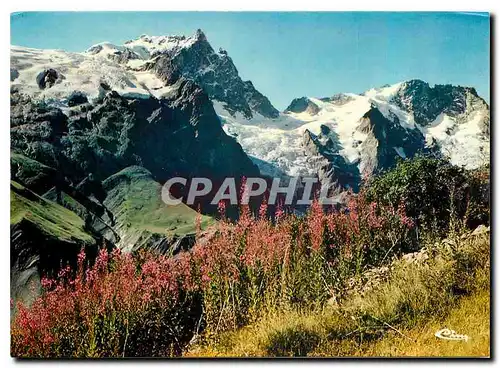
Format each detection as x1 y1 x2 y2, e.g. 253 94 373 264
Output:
355 105 430 177
141 30 279 119
85 30 280 119
11 77 258 186
285 97 321 115
301 126 360 192
392 80 488 126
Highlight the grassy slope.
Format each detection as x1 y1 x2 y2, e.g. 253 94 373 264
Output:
187 292 489 358
186 232 490 358
364 290 489 357
102 166 213 251
10 181 94 244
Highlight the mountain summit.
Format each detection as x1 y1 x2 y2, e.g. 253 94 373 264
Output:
84 29 280 119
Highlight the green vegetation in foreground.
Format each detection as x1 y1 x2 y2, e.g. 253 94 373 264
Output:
10 181 94 244
103 166 213 237
186 231 490 357
365 156 489 236
11 157 490 358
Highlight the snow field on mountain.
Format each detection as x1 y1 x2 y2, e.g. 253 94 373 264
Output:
11 35 489 175
214 86 413 177
421 111 489 168
124 34 199 56
11 44 185 104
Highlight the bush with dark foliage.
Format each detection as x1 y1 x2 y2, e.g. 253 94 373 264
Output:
364 156 489 236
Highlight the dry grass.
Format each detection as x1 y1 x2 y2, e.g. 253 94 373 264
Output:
185 232 490 358
360 289 490 357
185 309 348 357
187 292 490 358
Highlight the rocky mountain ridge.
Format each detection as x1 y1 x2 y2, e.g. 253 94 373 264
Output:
85 29 280 119
221 79 489 194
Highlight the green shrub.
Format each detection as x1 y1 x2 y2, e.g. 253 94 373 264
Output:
364 156 489 237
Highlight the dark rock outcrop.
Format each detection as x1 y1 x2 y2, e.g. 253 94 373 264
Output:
67 91 89 107
36 68 64 89
11 153 59 194
357 106 429 177
10 68 19 82
320 93 354 105
285 97 320 115
302 128 360 192
392 79 489 126
109 48 142 64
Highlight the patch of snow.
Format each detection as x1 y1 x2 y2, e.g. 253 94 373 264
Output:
10 45 171 102
364 82 403 102
424 113 456 141
124 33 199 56
364 82 416 129
86 42 128 56
420 111 489 169
393 146 407 158
127 59 149 69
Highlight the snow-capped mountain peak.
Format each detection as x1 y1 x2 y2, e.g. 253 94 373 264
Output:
123 29 206 58
218 79 489 188
78 29 280 119
10 32 489 198
362 81 403 101
85 29 207 60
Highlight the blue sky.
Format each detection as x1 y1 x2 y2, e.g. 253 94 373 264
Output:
11 12 490 109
